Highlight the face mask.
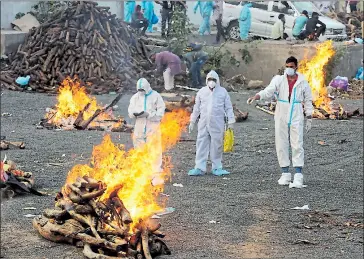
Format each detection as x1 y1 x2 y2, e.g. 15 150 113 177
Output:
138 90 146 96
207 81 216 89
285 68 296 76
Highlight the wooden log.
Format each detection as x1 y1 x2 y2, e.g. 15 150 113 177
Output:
42 208 68 220
74 93 122 130
32 217 74 244
83 243 120 259
141 227 152 259
2 141 25 149
68 210 100 239
111 197 132 224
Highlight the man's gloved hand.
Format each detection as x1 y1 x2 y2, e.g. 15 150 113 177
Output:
188 122 195 134
306 118 312 133
138 111 149 118
247 97 256 105
133 111 149 118
227 123 234 130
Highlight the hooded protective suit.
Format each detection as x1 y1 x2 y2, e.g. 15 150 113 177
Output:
128 78 166 172
239 3 252 40
142 1 154 32
257 72 313 169
194 1 204 16
199 1 214 35
124 1 136 23
190 71 235 172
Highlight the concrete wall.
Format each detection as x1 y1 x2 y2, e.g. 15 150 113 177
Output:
0 1 123 29
220 41 364 85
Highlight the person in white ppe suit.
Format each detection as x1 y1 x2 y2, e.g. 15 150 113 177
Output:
188 70 235 176
247 56 313 188
128 78 166 184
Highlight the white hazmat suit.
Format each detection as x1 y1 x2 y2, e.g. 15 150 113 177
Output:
189 71 235 175
128 78 166 173
257 72 313 187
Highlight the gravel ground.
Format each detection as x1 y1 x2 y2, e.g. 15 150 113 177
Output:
1 89 363 259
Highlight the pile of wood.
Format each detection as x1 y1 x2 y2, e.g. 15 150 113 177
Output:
327 11 363 38
1 158 42 198
33 176 171 258
1 1 156 94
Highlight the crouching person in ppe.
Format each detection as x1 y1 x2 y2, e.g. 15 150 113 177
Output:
247 56 313 188
188 70 235 176
128 78 166 185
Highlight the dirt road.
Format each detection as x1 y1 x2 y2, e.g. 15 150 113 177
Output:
1 90 363 259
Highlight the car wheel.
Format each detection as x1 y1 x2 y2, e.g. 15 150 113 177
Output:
227 21 240 40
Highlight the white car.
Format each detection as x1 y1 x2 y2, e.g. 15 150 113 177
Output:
222 1 347 41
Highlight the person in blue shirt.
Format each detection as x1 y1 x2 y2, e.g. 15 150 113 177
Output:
292 10 309 40
124 1 136 23
239 2 252 40
198 1 214 35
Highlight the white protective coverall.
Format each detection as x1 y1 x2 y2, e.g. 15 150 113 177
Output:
257 72 313 168
190 71 235 171
128 78 166 172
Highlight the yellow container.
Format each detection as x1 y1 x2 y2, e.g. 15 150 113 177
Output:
223 128 234 153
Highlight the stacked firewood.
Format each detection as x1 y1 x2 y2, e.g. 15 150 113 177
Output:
2 1 155 94
33 176 171 259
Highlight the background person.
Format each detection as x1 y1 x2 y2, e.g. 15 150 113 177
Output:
183 46 208 88
188 70 235 176
131 5 148 35
271 14 288 40
292 10 309 40
141 1 155 33
124 1 136 23
304 12 326 40
213 0 226 43
247 56 313 188
239 2 253 40
150 51 182 91
156 1 173 38
198 1 214 35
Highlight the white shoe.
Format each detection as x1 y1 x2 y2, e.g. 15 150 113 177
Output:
289 173 304 188
278 173 291 185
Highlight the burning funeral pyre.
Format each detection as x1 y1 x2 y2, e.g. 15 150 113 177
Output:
38 77 133 131
34 110 190 258
256 41 363 120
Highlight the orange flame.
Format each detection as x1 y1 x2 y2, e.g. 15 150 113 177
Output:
298 41 335 113
46 77 112 126
65 109 190 228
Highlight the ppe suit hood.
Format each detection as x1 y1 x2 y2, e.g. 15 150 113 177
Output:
206 70 220 87
136 78 152 94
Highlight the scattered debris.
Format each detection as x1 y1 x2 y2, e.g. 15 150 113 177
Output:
33 176 171 258
172 183 183 188
1 157 43 198
1 112 12 117
291 205 310 210
318 141 329 146
0 140 25 150
293 239 318 245
233 105 249 122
